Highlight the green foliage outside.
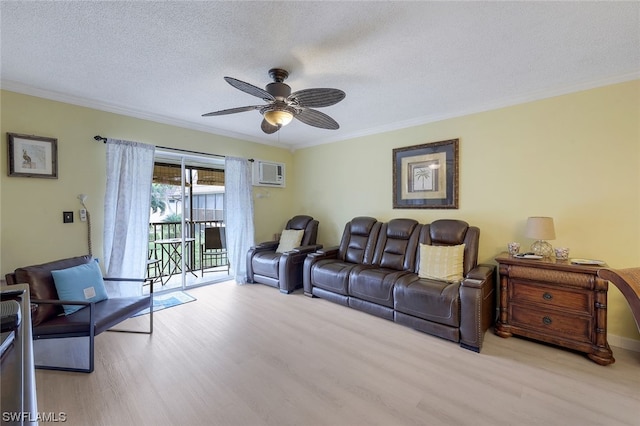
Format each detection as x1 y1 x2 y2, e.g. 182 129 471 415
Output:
150 184 169 214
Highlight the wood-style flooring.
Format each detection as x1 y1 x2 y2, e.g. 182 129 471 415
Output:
35 281 640 426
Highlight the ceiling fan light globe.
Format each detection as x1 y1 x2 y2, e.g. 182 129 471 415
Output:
264 109 294 127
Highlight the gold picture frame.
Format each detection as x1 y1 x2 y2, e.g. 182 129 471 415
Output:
392 139 458 209
7 133 58 179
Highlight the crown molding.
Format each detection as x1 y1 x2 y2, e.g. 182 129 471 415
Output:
292 71 640 151
3 71 638 153
0 80 291 149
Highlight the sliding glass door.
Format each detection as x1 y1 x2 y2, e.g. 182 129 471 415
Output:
148 149 229 292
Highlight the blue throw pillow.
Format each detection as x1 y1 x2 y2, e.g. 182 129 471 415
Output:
51 260 109 315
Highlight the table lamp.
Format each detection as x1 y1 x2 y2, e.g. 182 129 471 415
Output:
525 216 555 257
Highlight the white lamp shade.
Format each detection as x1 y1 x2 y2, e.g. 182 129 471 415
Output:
264 109 294 127
525 216 556 240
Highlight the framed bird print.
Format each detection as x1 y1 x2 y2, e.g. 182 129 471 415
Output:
7 133 58 178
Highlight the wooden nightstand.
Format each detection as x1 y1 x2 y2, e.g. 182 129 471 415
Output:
495 252 614 365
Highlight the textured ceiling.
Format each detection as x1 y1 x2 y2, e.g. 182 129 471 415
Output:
1 1 639 150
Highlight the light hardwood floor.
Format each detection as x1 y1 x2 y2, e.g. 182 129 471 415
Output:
35 281 640 426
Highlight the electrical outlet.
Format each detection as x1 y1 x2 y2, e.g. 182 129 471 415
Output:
79 209 87 221
63 211 74 223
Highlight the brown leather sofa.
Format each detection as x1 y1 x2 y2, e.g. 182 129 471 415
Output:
5 255 152 372
303 217 495 352
246 215 321 293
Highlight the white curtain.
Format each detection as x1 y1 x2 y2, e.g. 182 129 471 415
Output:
103 139 155 296
224 157 255 283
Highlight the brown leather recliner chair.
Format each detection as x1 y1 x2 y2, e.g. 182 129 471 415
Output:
246 215 321 293
348 218 422 320
394 219 495 352
303 216 382 304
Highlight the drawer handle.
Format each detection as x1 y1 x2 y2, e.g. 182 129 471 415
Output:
543 316 553 325
543 292 553 301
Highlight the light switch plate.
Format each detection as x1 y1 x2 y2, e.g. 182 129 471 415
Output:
63 211 74 223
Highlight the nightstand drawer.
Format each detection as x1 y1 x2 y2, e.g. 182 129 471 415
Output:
510 280 591 314
510 305 592 343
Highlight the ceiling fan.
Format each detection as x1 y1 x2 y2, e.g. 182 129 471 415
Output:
202 68 345 134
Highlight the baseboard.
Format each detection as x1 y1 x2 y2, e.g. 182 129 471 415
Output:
608 334 640 352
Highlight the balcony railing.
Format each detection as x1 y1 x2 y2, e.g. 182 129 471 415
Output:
148 220 227 281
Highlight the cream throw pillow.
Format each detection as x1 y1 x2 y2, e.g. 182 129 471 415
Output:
276 229 304 253
418 244 465 282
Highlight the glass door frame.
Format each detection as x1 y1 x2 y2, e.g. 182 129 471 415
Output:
152 149 227 293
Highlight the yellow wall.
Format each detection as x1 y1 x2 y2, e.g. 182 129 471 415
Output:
293 80 640 342
2 81 639 344
0 90 295 274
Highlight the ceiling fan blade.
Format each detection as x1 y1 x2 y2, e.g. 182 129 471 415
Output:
295 108 340 130
224 77 275 101
288 88 345 108
202 105 262 117
261 119 280 134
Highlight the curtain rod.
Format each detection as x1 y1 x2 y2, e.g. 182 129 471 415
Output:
93 135 253 162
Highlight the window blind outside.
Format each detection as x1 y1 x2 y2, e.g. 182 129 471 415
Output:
195 169 225 186
153 164 188 186
152 164 224 186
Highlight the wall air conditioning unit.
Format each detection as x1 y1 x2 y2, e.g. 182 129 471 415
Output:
252 160 285 187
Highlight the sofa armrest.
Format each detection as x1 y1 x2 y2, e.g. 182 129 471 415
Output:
278 246 322 293
4 272 18 286
253 241 279 251
459 264 496 352
461 264 494 288
303 246 340 296
31 298 96 338
32 298 92 307
310 246 339 258
292 244 323 254
103 277 146 284
246 242 280 283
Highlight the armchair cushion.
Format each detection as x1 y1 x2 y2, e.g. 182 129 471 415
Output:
276 229 304 253
251 251 282 279
418 243 465 282
394 277 461 327
33 296 150 336
51 260 109 315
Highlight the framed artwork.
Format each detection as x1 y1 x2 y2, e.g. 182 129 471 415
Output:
392 138 458 209
7 133 58 178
